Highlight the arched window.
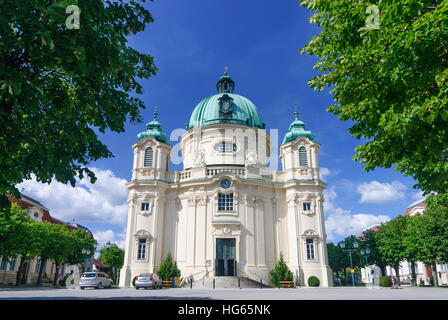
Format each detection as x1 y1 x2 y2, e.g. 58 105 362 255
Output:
144 147 153 167
299 146 308 166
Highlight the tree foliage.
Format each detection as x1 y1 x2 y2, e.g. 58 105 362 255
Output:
0 204 94 286
269 253 293 286
374 215 409 284
300 0 448 204
0 0 157 210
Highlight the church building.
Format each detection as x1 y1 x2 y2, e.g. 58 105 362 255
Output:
119 71 333 287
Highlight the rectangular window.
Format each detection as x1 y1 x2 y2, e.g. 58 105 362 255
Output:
303 202 311 211
0 259 7 271
216 142 236 153
306 239 315 260
35 259 41 273
9 258 16 271
141 202 149 211
218 193 233 211
137 239 147 260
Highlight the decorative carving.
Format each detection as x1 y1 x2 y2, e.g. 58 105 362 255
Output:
212 224 240 236
197 196 207 206
192 149 206 166
245 151 259 167
134 230 152 238
187 197 197 207
302 229 318 237
244 195 256 207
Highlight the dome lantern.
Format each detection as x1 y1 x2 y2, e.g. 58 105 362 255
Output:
137 106 170 145
216 66 235 94
282 106 315 144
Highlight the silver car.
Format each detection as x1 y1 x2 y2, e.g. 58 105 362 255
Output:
80 272 113 289
135 273 162 290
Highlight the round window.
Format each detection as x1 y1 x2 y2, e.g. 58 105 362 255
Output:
34 212 39 218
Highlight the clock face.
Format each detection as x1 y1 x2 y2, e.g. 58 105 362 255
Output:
220 179 231 189
222 101 231 112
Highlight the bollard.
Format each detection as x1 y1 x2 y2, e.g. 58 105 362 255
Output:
260 279 262 289
238 278 240 289
190 278 192 289
213 278 215 289
172 277 175 288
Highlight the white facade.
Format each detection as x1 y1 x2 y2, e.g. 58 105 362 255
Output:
120 78 333 287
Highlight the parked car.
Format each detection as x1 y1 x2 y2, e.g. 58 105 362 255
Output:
135 273 162 290
80 272 113 289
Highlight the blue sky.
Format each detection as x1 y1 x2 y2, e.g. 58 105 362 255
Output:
20 0 424 249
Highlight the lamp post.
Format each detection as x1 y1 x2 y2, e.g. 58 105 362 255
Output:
360 248 371 286
340 241 358 287
81 248 91 273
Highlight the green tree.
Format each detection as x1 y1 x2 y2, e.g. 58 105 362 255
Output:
0 204 29 284
300 0 448 205
326 242 346 280
46 223 72 287
13 218 40 286
0 0 157 211
412 206 448 287
99 243 124 284
375 215 409 285
269 253 293 287
157 252 181 282
402 215 422 286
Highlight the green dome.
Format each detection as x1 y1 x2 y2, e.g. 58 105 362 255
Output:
137 110 169 145
186 73 265 130
282 111 315 144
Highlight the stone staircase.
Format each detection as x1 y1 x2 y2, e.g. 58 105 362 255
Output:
190 276 270 289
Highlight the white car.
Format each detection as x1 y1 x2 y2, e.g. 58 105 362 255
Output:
134 273 163 290
80 272 113 289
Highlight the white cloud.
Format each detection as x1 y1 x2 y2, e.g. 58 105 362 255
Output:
357 180 406 204
320 167 330 181
17 167 129 227
324 186 390 241
93 229 127 251
411 190 425 202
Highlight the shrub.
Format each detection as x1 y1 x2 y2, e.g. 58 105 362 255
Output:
308 276 320 287
380 276 393 287
269 253 293 287
157 252 181 281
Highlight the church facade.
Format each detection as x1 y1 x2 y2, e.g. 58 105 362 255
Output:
119 72 333 287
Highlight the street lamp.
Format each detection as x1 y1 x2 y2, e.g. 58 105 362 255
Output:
360 248 371 286
340 241 358 287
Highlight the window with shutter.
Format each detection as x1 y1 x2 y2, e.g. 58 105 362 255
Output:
144 147 153 167
299 146 308 166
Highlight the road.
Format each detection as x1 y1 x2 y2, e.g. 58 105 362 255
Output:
0 286 448 300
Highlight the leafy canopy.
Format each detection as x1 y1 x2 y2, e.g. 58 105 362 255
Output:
0 0 156 209
99 243 124 270
300 0 448 203
375 215 409 266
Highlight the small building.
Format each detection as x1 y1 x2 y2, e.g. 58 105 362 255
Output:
0 193 94 285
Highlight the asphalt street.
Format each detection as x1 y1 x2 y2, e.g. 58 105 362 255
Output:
0 286 447 300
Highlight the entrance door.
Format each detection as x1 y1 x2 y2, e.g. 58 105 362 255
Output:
215 238 236 276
